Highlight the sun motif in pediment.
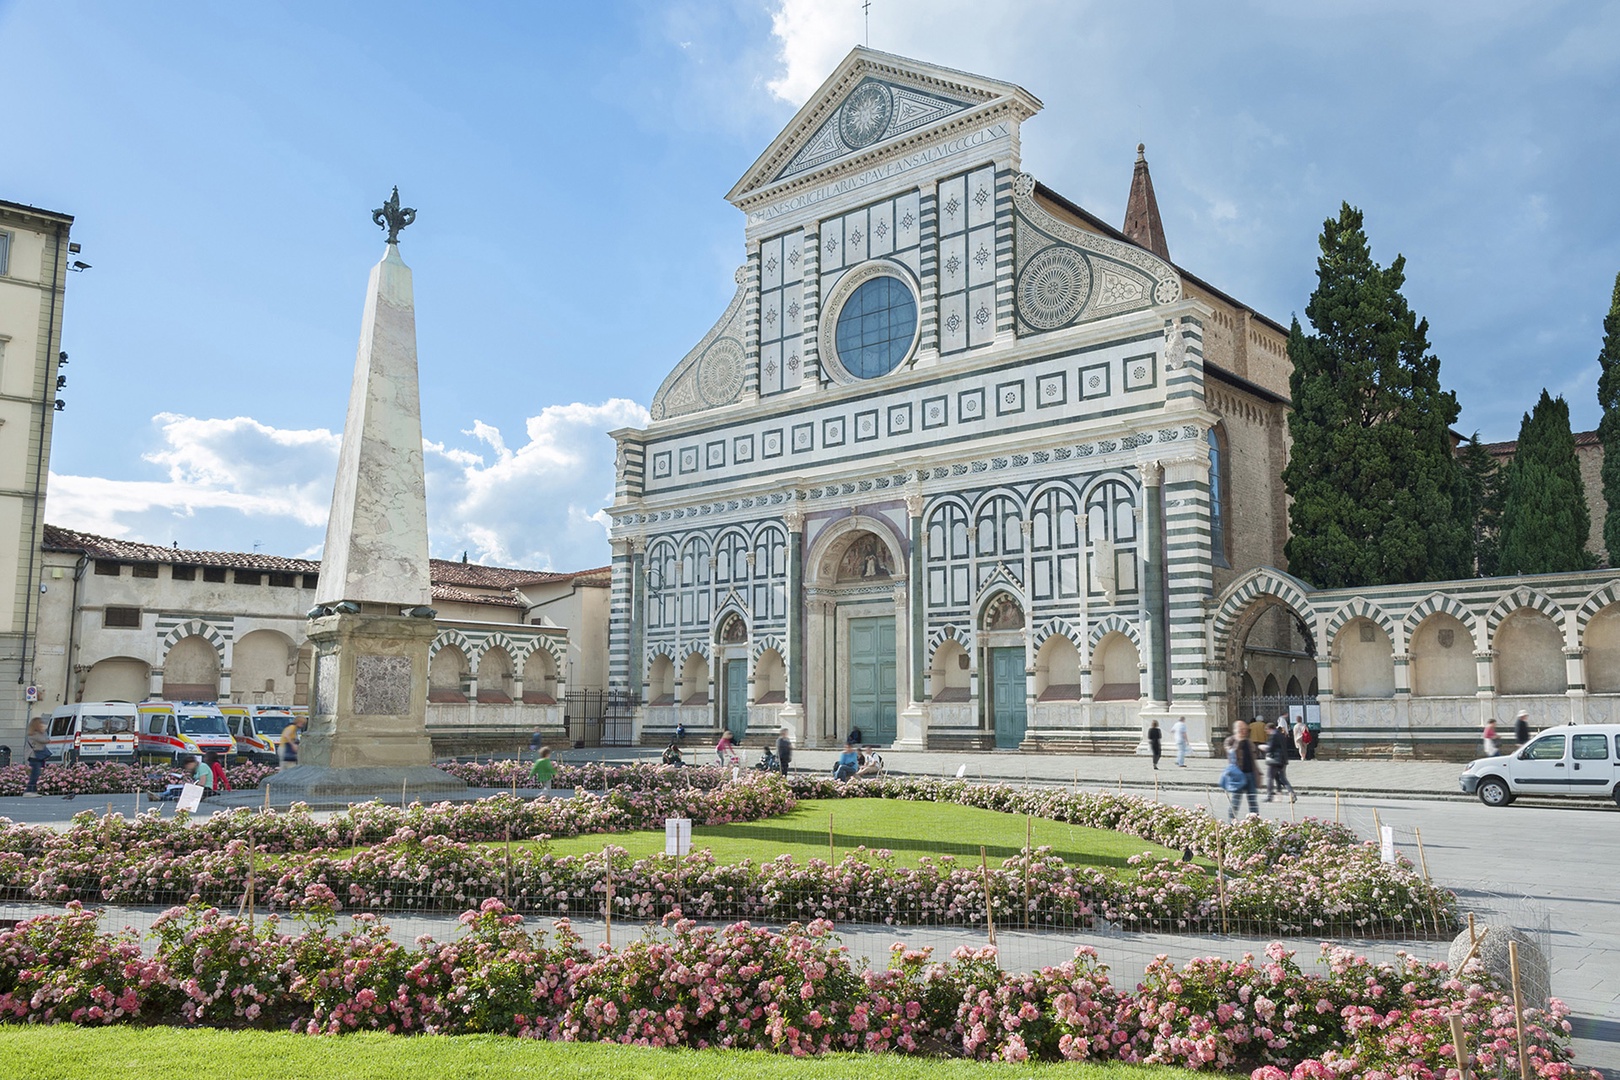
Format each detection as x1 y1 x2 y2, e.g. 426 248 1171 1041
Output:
840 81 894 149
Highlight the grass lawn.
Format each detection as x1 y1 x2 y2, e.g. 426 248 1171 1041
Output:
532 798 1187 871
0 1027 1213 1080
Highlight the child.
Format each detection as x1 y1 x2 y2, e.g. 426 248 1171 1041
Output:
206 752 231 792
530 746 557 791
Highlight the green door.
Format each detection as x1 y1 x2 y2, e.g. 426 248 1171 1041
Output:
724 659 748 740
991 647 1027 749
848 616 897 744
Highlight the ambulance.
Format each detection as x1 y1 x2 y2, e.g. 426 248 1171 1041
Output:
223 704 296 765
45 702 140 764
135 702 237 764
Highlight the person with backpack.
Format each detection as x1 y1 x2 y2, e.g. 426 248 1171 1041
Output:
1224 722 1260 821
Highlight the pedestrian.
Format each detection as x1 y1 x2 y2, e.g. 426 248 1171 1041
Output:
1171 716 1189 767
1291 716 1308 761
1265 719 1297 803
775 726 793 776
23 716 49 797
279 716 301 770
1482 718 1499 757
1147 719 1162 769
529 746 556 791
716 730 737 767
1227 721 1260 821
1514 710 1531 747
206 752 231 792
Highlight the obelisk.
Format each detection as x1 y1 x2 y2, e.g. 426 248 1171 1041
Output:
276 188 462 798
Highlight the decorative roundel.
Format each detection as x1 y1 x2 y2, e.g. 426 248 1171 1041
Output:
1017 246 1091 330
1012 172 1037 199
1153 277 1181 305
839 81 894 149
696 338 745 405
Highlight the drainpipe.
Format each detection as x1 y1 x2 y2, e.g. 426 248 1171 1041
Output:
18 221 65 692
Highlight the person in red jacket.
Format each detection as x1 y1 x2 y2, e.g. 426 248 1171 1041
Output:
206 752 231 792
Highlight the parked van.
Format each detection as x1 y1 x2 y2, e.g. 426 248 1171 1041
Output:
223 705 295 765
1459 723 1620 806
136 702 237 764
46 702 140 764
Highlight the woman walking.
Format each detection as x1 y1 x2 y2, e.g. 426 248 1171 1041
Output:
1147 719 1162 769
23 716 49 797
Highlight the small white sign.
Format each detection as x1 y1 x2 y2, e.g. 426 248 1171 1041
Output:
731 766 740 783
1379 825 1396 864
176 784 205 813
665 817 692 857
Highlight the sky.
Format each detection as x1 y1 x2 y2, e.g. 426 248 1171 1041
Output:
3 0 1617 573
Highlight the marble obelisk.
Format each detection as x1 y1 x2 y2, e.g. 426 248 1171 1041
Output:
276 189 462 797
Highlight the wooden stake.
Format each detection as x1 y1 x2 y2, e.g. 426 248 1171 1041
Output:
1448 1012 1469 1080
604 853 614 949
400 778 407 810
1415 826 1432 883
1509 941 1529 1080
1118 774 1123 794
1216 831 1229 936
1024 814 1032 931
1072 767 1077 793
264 784 271 812
1468 912 1478 949
504 823 513 904
246 827 256 932
1372 807 1382 839
980 845 995 946
829 812 835 864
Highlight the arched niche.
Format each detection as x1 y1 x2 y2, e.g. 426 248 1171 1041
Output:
1035 635 1082 701
1334 617 1395 698
647 654 675 706
83 657 149 703
1093 631 1140 701
1495 609 1566 695
931 639 970 702
523 649 559 704
429 645 469 703
754 649 786 703
232 629 294 703
1410 613 1474 697
162 635 220 701
1586 604 1620 693
679 652 710 706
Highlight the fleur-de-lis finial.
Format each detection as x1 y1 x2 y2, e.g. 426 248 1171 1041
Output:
372 186 416 245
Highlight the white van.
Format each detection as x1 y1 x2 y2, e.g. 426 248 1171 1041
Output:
223 705 295 765
46 702 140 764
135 702 237 764
1459 723 1620 807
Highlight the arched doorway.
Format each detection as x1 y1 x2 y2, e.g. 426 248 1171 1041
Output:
1212 570 1319 738
804 520 907 746
980 591 1027 748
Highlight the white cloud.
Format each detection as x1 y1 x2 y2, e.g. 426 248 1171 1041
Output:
425 399 649 571
44 400 649 573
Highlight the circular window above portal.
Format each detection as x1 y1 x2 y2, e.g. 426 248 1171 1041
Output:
819 262 921 384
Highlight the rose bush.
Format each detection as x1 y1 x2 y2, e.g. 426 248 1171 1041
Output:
0 774 1455 936
0 761 277 796
0 903 1595 1078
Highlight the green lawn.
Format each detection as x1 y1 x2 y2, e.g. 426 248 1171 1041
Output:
0 1027 1212 1080
532 798 1185 871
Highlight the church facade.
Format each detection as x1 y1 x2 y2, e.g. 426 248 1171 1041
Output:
606 49 1294 756
605 48 1620 758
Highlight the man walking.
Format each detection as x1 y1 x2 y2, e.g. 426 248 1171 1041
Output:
1514 710 1531 748
776 726 793 776
1171 716 1189 767
1147 719 1162 769
1265 719 1297 803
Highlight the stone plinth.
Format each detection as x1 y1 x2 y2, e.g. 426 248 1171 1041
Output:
273 611 463 797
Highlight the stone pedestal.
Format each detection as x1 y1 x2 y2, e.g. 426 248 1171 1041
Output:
272 611 463 797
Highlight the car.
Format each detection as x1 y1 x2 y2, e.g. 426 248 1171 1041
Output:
1459 723 1620 807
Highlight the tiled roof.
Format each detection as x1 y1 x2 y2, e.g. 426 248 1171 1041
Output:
1480 429 1600 458
43 525 599 600
427 559 566 589
431 583 525 608
42 524 318 572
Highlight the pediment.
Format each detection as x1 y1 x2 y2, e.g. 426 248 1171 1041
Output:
728 47 1042 206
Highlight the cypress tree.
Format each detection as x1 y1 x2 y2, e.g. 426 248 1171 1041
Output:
1496 390 1594 574
1456 433 1501 576
1596 272 1620 565
1282 203 1471 588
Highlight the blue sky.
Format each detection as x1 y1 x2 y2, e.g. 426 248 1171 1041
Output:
4 0 1617 572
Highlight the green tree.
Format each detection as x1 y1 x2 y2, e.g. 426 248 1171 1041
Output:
1456 432 1501 576
1595 272 1620 565
1496 390 1594 574
1282 203 1472 587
